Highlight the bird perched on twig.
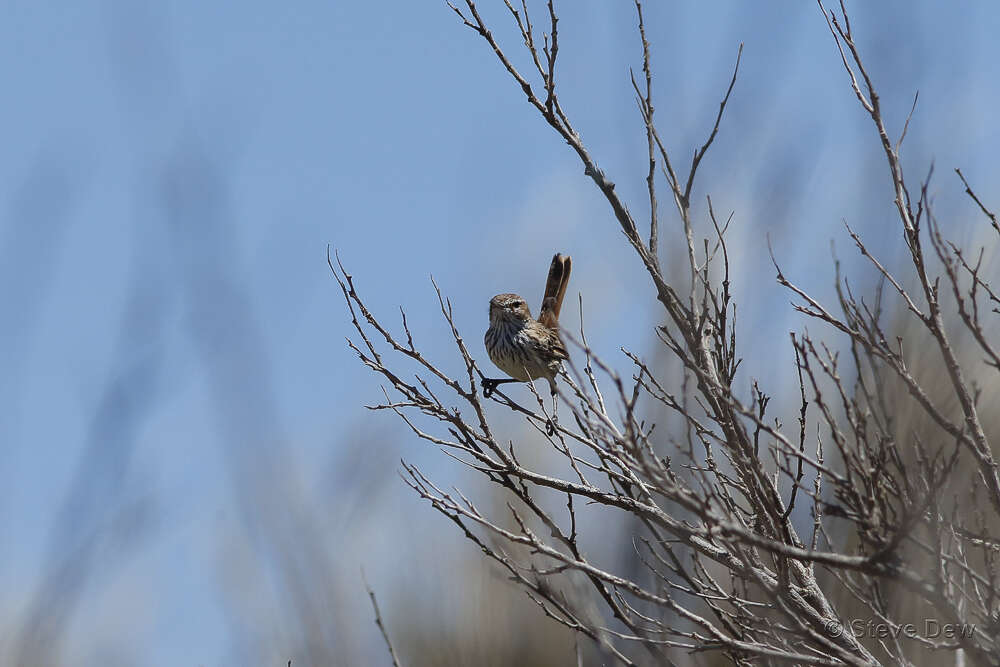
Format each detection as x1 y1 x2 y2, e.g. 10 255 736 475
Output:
483 253 572 434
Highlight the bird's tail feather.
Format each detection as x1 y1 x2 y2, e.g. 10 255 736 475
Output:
539 253 571 329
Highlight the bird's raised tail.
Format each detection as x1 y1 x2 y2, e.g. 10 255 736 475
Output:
538 253 572 329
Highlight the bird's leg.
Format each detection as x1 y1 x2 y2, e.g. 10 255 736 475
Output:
481 377 519 399
546 380 558 436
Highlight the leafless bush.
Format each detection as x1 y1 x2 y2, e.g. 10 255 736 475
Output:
334 1 1000 664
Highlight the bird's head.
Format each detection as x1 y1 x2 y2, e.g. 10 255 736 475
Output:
489 293 531 325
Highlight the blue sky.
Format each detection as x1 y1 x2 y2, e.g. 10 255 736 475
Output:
2 1 999 664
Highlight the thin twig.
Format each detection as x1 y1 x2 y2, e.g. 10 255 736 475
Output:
363 571 402 667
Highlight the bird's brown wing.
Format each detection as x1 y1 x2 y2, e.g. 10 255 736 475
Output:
538 253 572 329
525 320 568 363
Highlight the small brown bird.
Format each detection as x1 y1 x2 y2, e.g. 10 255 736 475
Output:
483 254 572 431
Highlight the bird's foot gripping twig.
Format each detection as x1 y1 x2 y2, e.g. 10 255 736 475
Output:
481 377 518 399
546 391 559 436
